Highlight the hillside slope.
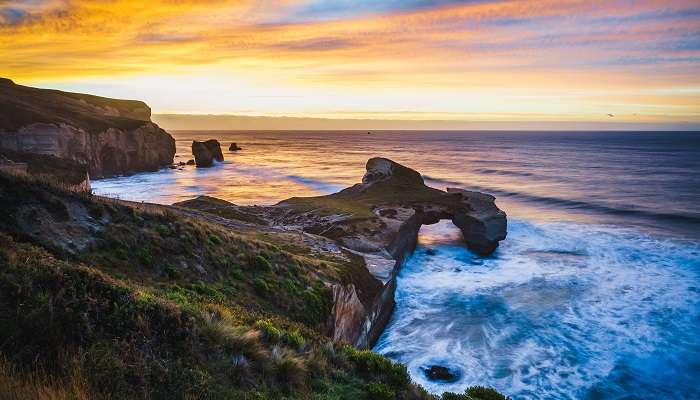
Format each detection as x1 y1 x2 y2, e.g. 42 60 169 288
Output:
0 172 509 400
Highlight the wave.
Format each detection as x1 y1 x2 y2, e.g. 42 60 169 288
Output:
473 168 534 177
374 219 700 399
422 175 700 230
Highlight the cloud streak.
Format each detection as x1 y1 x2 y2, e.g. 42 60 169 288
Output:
0 0 698 124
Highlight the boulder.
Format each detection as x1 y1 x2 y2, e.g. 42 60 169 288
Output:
229 143 242 151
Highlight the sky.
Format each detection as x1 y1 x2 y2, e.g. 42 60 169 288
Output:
1 0 699 129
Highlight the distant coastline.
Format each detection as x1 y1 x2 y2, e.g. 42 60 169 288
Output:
153 113 700 132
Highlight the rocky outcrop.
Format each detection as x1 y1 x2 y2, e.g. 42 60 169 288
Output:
176 157 507 349
192 139 223 167
0 78 175 178
229 143 242 151
275 158 506 347
0 148 91 191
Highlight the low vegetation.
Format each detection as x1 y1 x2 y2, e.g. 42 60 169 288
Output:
0 172 508 399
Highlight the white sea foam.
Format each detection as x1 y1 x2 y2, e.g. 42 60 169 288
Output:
374 219 700 399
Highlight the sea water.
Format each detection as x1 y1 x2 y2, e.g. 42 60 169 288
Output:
93 131 700 399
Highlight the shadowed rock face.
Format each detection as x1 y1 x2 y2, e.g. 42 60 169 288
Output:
0 78 175 178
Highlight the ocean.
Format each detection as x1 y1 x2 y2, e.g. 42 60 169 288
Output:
93 131 700 399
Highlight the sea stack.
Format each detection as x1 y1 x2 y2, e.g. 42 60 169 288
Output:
229 143 242 151
192 139 224 167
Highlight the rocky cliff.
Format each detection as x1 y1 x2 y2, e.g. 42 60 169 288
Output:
0 78 175 178
176 158 508 349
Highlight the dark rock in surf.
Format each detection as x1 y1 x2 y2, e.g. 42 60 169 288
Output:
192 140 223 168
205 139 224 162
229 143 242 151
422 365 461 383
186 159 195 165
192 141 213 167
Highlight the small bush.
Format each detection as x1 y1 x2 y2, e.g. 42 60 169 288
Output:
366 382 394 400
135 247 153 265
272 348 306 391
208 234 222 245
466 386 510 400
164 264 179 279
253 278 270 296
156 224 171 236
283 330 306 350
344 347 410 389
442 392 471 400
254 320 282 343
251 255 273 272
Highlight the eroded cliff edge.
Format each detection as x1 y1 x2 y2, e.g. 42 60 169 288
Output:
0 78 175 178
177 157 507 349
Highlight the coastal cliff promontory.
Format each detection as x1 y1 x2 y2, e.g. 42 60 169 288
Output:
178 158 508 349
0 157 509 399
0 78 175 178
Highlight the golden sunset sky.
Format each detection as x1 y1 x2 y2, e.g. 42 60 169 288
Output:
1 0 699 129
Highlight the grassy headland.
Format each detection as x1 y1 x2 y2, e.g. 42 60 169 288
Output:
0 172 507 400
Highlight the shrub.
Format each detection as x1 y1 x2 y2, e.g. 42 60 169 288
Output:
251 255 273 272
254 320 282 343
466 386 510 400
164 264 179 279
190 281 224 302
283 330 306 350
253 278 270 296
366 382 394 400
208 234 222 245
343 347 410 389
441 392 471 400
441 386 510 400
156 224 171 236
271 347 306 391
135 247 153 266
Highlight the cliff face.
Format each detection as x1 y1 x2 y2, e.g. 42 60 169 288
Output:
176 158 508 349
0 78 175 178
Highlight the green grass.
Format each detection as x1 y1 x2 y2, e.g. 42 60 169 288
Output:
282 196 376 219
0 171 509 400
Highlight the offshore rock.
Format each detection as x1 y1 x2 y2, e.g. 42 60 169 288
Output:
192 139 224 167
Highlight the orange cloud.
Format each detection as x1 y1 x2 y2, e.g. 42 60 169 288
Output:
0 0 698 124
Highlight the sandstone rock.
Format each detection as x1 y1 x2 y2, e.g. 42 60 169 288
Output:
229 143 242 151
276 157 507 347
192 141 213 167
176 158 507 350
0 78 175 178
192 140 224 167
205 139 224 162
